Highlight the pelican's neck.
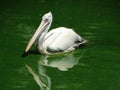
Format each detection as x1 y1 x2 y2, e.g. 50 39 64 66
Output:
38 29 48 44
37 21 52 54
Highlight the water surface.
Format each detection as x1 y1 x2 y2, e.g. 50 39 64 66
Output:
0 0 120 90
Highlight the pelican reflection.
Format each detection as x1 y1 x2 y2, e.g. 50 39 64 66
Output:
39 52 84 71
25 51 85 90
25 64 51 90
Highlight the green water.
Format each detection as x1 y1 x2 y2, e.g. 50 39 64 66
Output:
0 0 120 90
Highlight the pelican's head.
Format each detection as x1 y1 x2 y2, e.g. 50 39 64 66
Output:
24 12 53 53
42 12 53 24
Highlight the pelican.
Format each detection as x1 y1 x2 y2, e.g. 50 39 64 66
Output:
24 12 87 55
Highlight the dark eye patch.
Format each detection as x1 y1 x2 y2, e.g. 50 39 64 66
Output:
44 18 49 22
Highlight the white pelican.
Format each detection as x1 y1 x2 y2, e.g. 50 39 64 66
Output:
24 12 87 55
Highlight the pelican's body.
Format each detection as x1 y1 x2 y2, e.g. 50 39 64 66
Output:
37 27 85 54
25 12 86 55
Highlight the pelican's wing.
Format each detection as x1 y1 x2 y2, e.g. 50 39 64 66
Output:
43 27 86 53
43 28 63 49
75 34 87 45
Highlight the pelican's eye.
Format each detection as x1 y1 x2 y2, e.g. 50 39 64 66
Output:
44 18 49 22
